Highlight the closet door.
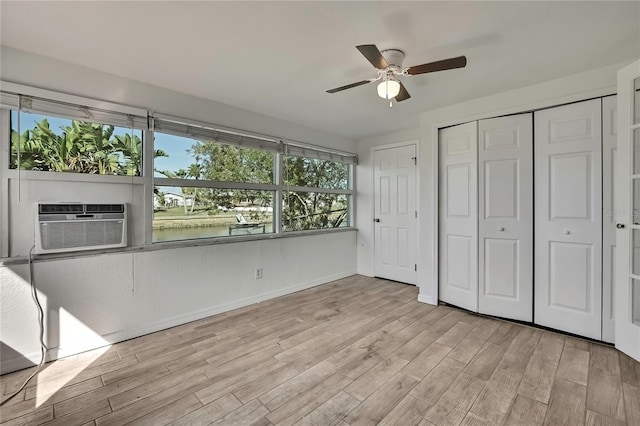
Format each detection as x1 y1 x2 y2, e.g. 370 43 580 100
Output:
439 121 478 312
602 95 617 343
478 113 533 321
534 99 602 340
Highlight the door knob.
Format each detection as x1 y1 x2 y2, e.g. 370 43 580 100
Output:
564 230 571 235
374 218 380 223
498 227 505 232
617 223 625 229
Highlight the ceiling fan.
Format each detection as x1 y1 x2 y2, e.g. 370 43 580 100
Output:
327 44 467 106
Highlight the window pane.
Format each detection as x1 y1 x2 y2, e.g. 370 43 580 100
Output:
154 132 274 183
634 229 640 276
283 192 349 232
634 128 640 175
153 186 274 242
283 156 349 189
634 77 640 125
10 111 143 176
634 279 640 326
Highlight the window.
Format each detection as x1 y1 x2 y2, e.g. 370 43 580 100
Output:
10 111 144 176
1 86 357 251
152 130 277 242
283 156 352 231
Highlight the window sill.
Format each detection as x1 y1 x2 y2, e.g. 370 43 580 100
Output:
0 227 357 266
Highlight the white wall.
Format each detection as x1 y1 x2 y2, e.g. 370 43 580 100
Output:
0 47 358 373
1 232 356 373
0 46 356 152
356 61 632 304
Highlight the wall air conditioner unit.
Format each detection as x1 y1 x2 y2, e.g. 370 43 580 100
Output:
35 203 127 254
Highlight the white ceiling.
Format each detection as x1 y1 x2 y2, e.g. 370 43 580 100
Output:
1 1 639 140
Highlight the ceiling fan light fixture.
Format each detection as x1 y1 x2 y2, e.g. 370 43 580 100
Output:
377 79 400 100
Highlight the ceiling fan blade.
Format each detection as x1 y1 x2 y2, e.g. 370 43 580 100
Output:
406 56 467 75
356 44 389 70
395 81 411 102
326 79 372 93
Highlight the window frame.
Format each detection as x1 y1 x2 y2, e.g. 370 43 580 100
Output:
0 82 357 257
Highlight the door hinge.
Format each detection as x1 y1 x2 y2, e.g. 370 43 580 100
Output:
415 210 417 218
414 264 417 272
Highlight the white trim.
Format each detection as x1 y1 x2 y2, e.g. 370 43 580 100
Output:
0 269 356 374
418 293 436 305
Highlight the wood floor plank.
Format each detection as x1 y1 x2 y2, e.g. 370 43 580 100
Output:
344 373 417 426
619 352 640 387
448 320 499 364
345 355 409 401
296 391 360 426
168 393 243 426
210 399 269 426
532 332 565 362
587 363 626 422
401 342 452 381
470 366 522 424
423 372 486 426
95 372 210 425
410 357 466 406
258 360 337 411
622 383 640 426
517 355 559 404
464 342 508 381
0 405 53 426
504 394 547 426
378 394 431 426
556 347 590 386
53 364 171 418
586 409 626 426
129 394 202 426
543 378 587 426
2 276 638 426
265 372 353 426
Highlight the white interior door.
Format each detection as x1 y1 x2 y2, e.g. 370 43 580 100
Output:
534 99 602 340
614 60 640 362
478 113 533 321
602 95 617 343
438 122 478 311
373 144 417 285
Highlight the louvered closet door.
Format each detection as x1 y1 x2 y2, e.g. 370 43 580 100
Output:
534 99 602 340
439 121 478 312
478 113 533 321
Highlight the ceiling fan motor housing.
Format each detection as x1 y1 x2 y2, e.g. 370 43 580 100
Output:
381 49 405 70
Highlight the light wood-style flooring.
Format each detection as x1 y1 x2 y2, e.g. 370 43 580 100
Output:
1 275 639 425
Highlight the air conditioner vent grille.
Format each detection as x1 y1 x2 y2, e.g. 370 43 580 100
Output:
40 221 125 250
85 204 125 213
39 204 84 214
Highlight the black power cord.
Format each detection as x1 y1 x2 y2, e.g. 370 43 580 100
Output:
0 245 48 406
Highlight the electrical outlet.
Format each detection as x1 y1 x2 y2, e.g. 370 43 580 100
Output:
255 268 262 279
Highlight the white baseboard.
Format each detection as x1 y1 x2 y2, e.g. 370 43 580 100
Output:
418 293 437 305
1 270 356 374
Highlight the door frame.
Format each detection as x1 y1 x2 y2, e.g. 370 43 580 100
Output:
614 59 640 361
371 140 420 285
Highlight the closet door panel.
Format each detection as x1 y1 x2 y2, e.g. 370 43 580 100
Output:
479 113 533 321
439 121 478 312
534 99 602 340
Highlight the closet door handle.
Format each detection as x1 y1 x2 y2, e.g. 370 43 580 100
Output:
498 227 505 232
617 223 625 229
564 230 571 235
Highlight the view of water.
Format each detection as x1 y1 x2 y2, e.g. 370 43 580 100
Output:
153 223 275 242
